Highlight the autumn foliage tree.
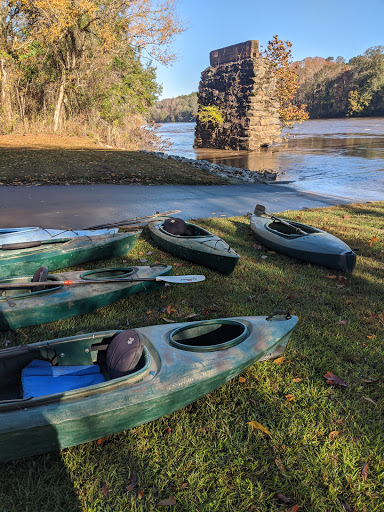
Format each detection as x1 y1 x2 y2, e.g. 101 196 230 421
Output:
263 35 309 130
0 0 184 144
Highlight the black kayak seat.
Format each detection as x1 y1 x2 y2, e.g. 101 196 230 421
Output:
106 330 144 379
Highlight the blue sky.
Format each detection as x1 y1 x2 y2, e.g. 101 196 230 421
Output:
154 0 384 99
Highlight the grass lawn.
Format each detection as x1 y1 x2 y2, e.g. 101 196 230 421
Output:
0 202 383 512
0 134 227 186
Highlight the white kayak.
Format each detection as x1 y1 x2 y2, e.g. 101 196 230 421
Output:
0 227 118 245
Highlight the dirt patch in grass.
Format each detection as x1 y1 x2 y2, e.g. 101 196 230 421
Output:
0 134 227 186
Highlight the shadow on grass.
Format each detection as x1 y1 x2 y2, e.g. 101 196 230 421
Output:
0 209 382 511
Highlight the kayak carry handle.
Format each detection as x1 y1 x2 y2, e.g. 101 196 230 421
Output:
266 310 292 321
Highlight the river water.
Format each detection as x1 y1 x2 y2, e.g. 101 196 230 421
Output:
157 118 384 202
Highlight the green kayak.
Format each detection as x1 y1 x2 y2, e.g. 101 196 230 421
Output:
147 218 240 275
0 231 141 278
250 213 356 273
0 265 171 330
0 311 297 461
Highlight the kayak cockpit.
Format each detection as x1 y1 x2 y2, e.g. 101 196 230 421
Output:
80 267 137 280
266 220 319 237
170 319 248 352
0 331 150 406
0 275 62 299
159 220 214 238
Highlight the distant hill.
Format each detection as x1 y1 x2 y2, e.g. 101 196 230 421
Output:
149 92 198 123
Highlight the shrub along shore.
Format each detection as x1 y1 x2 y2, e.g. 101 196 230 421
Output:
0 202 383 511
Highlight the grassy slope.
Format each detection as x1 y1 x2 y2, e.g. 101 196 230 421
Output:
0 134 227 186
0 202 383 512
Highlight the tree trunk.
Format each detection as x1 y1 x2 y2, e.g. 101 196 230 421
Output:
0 57 13 122
53 74 66 132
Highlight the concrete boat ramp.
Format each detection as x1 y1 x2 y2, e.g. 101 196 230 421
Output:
0 182 355 228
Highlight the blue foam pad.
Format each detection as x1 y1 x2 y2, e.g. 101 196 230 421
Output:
22 359 105 398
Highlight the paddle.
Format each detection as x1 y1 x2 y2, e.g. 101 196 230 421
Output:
0 275 205 290
253 204 307 236
84 209 181 230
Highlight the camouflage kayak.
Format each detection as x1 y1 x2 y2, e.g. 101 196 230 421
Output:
250 213 356 273
0 231 141 278
0 312 297 461
0 265 171 330
148 218 240 275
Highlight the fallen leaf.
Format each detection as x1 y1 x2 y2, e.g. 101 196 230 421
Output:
285 394 295 402
338 276 347 281
326 275 337 279
96 435 110 445
138 490 144 500
277 493 290 503
363 396 377 406
329 431 339 440
173 262 184 267
367 334 376 340
158 496 176 506
146 310 151 315
307 263 311 268
292 378 302 383
273 356 286 365
261 255 268 259
125 475 138 492
361 378 379 383
338 320 347 325
286 506 300 512
369 235 378 246
361 462 369 481
185 313 197 319
345 299 352 305
324 371 347 387
248 398 258 407
101 484 110 496
247 421 272 435
166 304 172 315
180 482 188 489
238 376 246 383
161 317 176 323
343 215 351 219
275 459 286 472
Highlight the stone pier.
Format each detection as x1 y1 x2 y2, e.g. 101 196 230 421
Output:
194 40 281 150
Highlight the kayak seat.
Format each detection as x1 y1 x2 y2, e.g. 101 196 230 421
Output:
163 218 195 237
106 330 144 379
31 266 49 292
21 360 105 399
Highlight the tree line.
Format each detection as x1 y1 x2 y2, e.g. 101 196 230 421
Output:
0 0 183 147
150 45 384 123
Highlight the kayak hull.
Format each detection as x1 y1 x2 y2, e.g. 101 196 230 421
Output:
0 313 298 461
0 231 141 278
250 214 356 273
0 265 171 330
148 219 240 275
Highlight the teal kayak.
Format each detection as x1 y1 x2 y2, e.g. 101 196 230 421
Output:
148 218 240 275
0 312 297 461
0 231 141 278
0 265 171 330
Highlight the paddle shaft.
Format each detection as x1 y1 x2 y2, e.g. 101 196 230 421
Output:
254 205 307 235
0 275 205 289
84 209 181 230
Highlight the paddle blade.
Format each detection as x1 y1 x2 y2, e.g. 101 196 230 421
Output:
254 204 266 216
156 275 205 284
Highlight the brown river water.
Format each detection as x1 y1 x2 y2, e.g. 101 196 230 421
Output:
158 117 384 202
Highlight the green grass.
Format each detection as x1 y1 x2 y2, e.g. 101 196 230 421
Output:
0 202 383 512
